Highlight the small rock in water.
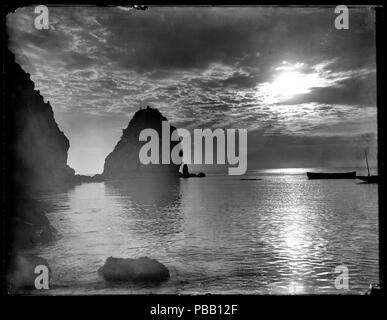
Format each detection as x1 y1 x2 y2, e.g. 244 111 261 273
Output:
98 256 170 283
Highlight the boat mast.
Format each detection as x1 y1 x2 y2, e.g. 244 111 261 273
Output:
365 150 370 176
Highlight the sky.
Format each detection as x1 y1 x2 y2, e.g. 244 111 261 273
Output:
7 6 377 174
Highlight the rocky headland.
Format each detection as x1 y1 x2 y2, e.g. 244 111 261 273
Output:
5 47 76 248
5 47 77 291
6 53 75 192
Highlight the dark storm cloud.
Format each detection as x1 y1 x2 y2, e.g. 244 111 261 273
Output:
7 6 376 90
93 7 375 78
7 6 368 78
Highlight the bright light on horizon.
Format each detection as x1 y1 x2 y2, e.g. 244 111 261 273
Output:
268 71 323 98
258 62 331 104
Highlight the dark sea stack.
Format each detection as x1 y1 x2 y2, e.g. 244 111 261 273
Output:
103 106 182 179
98 257 170 283
181 164 190 178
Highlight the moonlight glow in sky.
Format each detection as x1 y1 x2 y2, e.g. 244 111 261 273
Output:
7 6 377 174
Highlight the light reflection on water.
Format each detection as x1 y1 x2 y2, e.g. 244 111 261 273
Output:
28 170 378 294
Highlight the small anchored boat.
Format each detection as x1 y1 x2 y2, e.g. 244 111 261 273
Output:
357 150 378 183
357 175 378 183
306 171 356 179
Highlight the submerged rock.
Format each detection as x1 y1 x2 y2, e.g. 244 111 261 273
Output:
98 256 170 283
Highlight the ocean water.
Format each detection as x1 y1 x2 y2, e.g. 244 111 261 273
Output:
26 168 378 295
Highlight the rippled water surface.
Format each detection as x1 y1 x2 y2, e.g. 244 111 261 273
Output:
28 169 378 294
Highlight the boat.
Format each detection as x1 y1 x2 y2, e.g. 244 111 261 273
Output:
356 175 378 183
306 171 356 179
356 150 378 183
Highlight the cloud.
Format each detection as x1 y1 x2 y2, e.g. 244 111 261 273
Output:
284 70 376 107
6 6 377 173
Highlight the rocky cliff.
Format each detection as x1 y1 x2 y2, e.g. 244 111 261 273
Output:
6 50 75 191
103 107 182 179
5 47 75 256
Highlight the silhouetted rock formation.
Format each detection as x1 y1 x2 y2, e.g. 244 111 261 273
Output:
103 106 181 179
5 46 75 283
74 174 105 183
181 164 190 178
10 197 57 249
98 256 170 283
6 49 75 191
180 164 206 178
